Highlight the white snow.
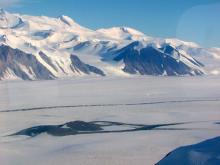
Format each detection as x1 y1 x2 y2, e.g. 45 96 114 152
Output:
96 27 149 41
0 8 219 165
0 76 220 165
0 9 219 80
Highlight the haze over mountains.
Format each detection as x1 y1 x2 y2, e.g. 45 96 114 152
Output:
0 9 220 80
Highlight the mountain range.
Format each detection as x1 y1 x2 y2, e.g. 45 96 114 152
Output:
0 9 220 80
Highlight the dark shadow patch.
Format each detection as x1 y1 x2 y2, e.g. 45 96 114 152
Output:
11 120 187 137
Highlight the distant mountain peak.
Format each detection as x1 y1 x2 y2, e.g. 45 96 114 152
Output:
97 26 147 41
0 9 24 29
58 15 78 27
0 8 6 14
0 8 7 19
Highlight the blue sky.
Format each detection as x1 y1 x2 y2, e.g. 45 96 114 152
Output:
1 0 220 47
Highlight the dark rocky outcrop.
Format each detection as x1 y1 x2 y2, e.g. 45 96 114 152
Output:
113 41 204 76
0 45 55 80
70 55 105 76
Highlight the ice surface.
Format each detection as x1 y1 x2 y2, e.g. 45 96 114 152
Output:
0 76 220 165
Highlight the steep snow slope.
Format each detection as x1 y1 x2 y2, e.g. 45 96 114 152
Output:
0 9 218 80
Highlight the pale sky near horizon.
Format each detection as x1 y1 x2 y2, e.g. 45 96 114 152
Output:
1 0 220 47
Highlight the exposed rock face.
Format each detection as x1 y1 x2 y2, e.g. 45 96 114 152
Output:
113 41 204 76
0 45 105 80
70 55 105 76
0 45 55 80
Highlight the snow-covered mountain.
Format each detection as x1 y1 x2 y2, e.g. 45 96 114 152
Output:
0 45 104 80
110 41 204 75
0 9 219 80
157 136 220 165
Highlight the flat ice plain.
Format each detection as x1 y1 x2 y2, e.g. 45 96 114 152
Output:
0 76 220 165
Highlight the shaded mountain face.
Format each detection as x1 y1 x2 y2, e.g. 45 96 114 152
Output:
0 45 55 80
113 42 204 76
0 9 218 80
157 136 220 165
70 55 105 76
0 45 104 80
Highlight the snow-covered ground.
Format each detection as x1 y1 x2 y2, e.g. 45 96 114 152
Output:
0 76 220 165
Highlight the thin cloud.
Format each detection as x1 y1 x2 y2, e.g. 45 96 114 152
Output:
0 0 24 8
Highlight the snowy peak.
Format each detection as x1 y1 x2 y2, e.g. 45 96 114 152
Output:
97 27 148 41
0 9 24 29
58 15 77 27
165 38 199 48
0 8 5 14
0 10 218 80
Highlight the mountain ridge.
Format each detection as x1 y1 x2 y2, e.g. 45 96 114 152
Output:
0 9 219 80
